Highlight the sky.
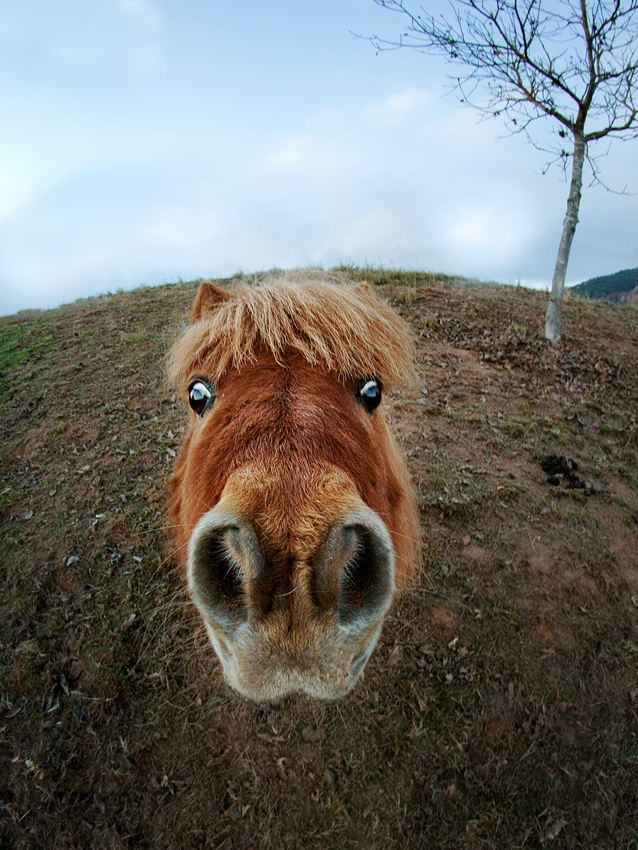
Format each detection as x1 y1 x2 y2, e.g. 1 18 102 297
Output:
0 0 637 317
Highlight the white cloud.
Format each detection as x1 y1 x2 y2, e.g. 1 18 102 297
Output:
142 205 227 251
0 172 35 224
439 205 535 266
0 0 167 74
118 0 165 71
264 133 357 180
119 0 163 33
329 206 410 255
118 0 164 72
225 231 282 270
361 88 432 122
266 134 317 171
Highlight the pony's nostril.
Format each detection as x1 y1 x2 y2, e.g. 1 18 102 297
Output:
190 528 248 628
338 527 394 627
312 509 395 630
188 516 271 632
207 534 243 601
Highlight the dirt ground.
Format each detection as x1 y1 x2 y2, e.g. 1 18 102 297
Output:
1 269 637 850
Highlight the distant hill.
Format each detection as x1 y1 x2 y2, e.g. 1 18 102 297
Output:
570 267 638 305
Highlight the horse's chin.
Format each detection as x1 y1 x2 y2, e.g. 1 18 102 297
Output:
203 619 383 704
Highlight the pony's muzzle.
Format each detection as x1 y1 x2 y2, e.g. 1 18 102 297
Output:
187 505 396 700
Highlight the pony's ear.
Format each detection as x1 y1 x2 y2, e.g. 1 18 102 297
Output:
191 282 232 322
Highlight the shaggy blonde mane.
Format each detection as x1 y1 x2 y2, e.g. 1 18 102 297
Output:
168 272 417 388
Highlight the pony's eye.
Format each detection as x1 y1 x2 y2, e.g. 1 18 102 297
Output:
188 379 215 416
355 378 382 413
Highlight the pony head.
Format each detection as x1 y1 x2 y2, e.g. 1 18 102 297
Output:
168 273 420 702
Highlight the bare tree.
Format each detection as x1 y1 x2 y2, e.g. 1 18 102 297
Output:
369 0 638 342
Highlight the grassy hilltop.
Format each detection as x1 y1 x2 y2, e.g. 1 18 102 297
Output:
1 268 637 850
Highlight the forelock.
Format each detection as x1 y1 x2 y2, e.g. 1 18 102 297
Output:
167 273 417 388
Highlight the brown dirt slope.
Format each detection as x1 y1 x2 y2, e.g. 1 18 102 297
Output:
1 270 637 850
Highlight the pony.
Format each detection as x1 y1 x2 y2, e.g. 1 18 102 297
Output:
167 272 420 702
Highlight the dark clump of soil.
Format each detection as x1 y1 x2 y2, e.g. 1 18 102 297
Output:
541 455 589 490
1 270 638 850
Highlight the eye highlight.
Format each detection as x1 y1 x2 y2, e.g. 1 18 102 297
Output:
355 378 382 414
188 379 215 416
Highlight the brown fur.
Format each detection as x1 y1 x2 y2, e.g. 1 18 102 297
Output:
168 274 421 701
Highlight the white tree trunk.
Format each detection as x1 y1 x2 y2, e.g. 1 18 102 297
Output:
545 133 586 343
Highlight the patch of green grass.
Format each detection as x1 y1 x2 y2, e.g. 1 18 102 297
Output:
500 418 531 439
121 330 151 345
395 284 418 305
0 319 59 399
442 405 483 425
620 449 638 473
599 424 619 437
0 322 32 370
331 264 453 288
